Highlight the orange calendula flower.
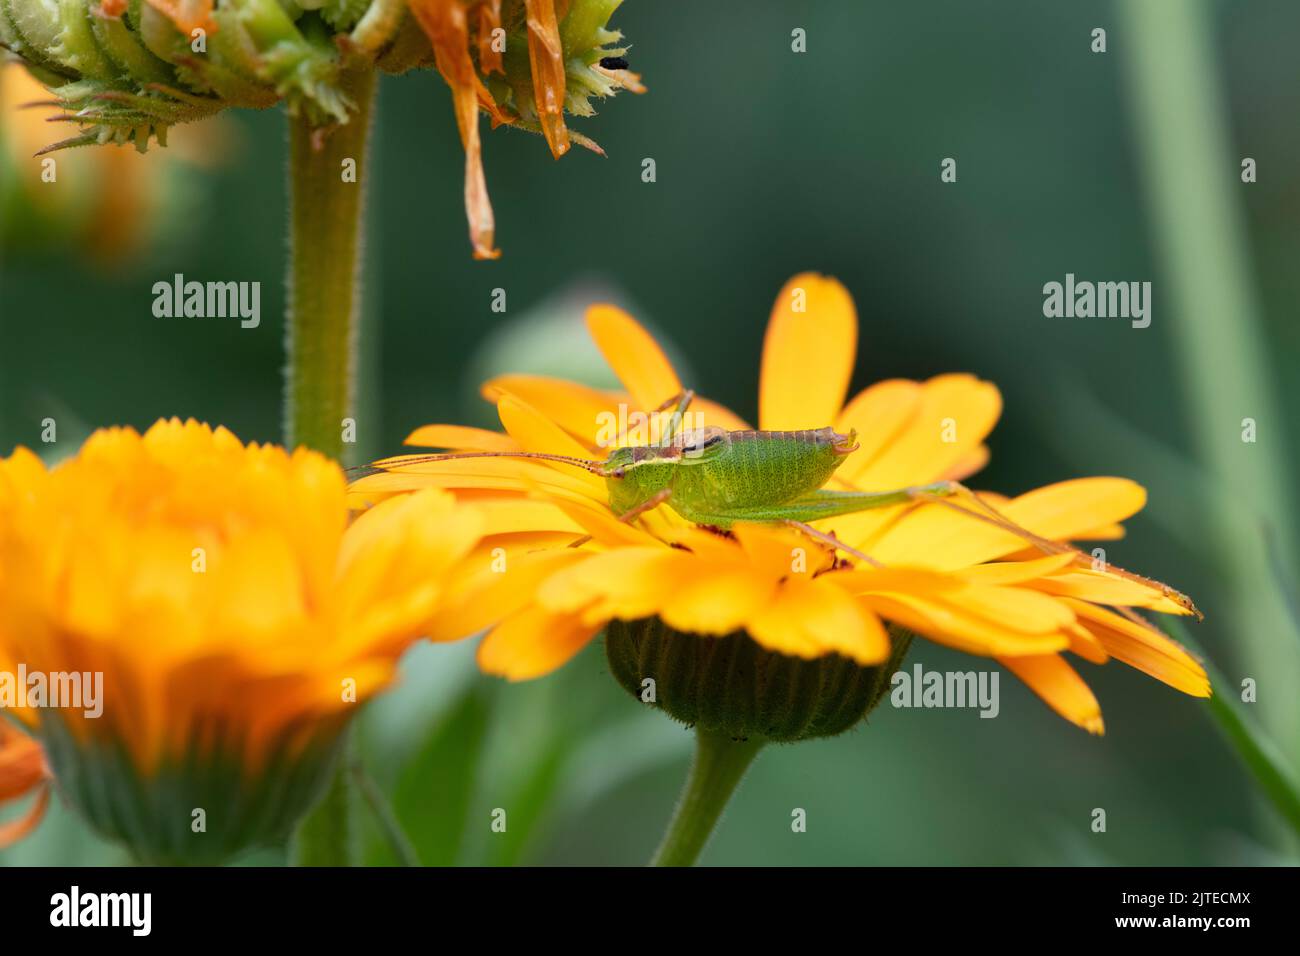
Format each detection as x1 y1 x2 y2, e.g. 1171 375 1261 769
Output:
0 721 50 847
0 419 482 862
354 273 1209 738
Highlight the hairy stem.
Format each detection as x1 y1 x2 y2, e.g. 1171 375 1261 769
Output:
284 69 376 459
284 73 376 865
650 729 764 867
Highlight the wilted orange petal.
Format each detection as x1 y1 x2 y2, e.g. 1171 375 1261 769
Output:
1000 654 1105 734
523 0 570 158
760 274 858 431
143 0 216 35
409 0 500 259
477 0 505 74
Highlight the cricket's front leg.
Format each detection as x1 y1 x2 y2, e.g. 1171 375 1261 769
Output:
616 487 674 523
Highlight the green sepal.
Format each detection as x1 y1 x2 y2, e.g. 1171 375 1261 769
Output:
606 618 913 742
39 715 348 866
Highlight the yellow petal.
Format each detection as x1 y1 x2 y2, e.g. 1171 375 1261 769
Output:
999 655 1105 734
848 374 1001 490
484 375 619 447
471 497 586 537
429 548 586 641
659 565 777 635
955 554 1078 585
404 424 520 452
537 547 681 622
833 379 923 484
760 273 857 430
862 592 1069 657
747 577 889 663
1029 569 1191 615
585 304 683 411
478 608 600 680
1065 600 1210 697
869 477 1149 570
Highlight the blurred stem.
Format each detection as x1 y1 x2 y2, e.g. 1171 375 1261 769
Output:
650 729 763 867
1121 1 1300 768
291 727 357 866
284 69 376 459
1168 621 1300 839
284 75 376 864
350 759 420 867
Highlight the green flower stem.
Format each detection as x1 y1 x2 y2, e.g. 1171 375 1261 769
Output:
284 67 376 460
350 759 421 867
285 72 376 865
1121 1 1300 768
650 729 764 867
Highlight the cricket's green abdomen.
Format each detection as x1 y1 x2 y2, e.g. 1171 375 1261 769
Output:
673 428 851 512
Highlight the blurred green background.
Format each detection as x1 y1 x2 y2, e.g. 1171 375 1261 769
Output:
3 0 1299 865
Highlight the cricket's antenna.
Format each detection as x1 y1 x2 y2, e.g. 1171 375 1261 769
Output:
917 483 1203 622
347 450 611 480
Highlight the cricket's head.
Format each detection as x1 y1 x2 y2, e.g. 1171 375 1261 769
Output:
599 427 730 514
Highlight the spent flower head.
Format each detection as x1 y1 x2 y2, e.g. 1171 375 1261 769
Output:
0 0 643 257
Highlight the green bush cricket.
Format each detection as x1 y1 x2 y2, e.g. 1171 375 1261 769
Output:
360 390 1199 617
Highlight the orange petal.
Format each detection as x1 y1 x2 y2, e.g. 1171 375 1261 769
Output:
0 785 49 847
410 0 500 259
1065 600 1210 697
143 0 215 36
999 654 1105 734
477 0 505 74
760 274 858 431
523 0 570 158
585 304 683 411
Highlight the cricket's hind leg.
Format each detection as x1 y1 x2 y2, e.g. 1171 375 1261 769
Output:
912 481 1202 620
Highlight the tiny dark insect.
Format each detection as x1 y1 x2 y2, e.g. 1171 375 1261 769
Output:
599 56 630 70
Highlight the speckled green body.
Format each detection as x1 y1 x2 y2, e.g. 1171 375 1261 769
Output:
606 427 855 527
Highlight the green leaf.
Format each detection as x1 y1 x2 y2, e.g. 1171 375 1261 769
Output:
385 686 491 866
1167 619 1300 838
